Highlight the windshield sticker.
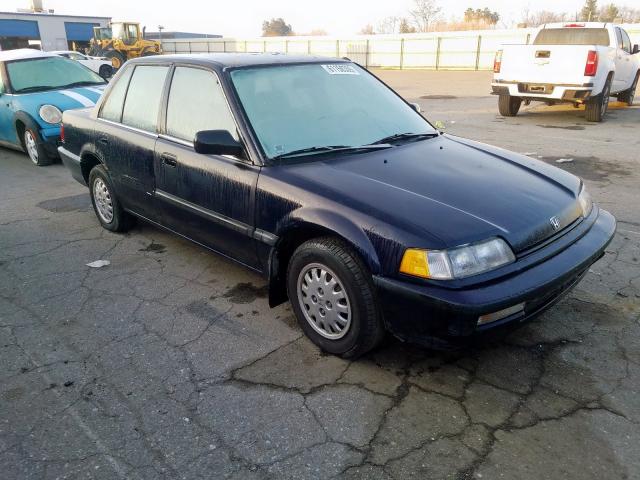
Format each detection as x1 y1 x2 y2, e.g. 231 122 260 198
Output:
321 64 359 75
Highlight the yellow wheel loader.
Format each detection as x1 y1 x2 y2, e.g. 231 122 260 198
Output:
88 22 161 70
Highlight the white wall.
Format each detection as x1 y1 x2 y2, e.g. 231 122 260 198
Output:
161 24 640 70
0 13 109 51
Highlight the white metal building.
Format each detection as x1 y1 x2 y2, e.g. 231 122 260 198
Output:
0 11 110 52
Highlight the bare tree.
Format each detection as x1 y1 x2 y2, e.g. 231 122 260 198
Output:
376 16 400 34
410 0 442 32
520 9 568 27
359 24 375 35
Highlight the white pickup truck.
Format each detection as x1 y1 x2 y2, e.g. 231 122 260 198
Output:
492 22 640 122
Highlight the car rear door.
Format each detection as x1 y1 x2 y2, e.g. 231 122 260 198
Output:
154 64 261 269
95 62 169 221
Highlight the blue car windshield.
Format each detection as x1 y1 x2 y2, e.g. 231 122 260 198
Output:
7 56 105 93
230 63 435 159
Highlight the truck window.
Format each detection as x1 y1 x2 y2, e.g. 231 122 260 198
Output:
533 28 609 46
615 28 624 49
99 66 133 123
620 29 631 54
121 65 168 132
165 67 238 142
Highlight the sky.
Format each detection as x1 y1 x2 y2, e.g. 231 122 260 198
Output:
3 0 638 37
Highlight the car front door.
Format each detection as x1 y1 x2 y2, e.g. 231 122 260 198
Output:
0 63 15 144
154 65 261 269
614 27 633 92
95 63 169 220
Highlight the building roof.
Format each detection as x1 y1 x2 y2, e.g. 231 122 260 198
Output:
0 11 110 20
0 48 55 62
130 52 345 69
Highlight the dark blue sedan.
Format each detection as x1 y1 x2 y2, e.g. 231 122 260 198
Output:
58 54 616 357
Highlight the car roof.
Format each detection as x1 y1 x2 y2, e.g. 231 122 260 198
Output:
0 48 56 62
541 22 609 29
127 52 349 69
50 50 75 54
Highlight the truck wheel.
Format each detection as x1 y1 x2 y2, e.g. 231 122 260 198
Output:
498 95 521 116
105 51 126 70
586 77 611 122
23 128 53 166
617 71 639 106
287 237 385 358
88 165 136 232
98 64 113 79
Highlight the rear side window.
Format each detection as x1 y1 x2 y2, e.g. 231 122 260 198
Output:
533 28 610 46
165 66 238 142
121 65 169 132
99 66 133 122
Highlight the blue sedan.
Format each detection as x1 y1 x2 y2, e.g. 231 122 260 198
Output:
0 49 106 166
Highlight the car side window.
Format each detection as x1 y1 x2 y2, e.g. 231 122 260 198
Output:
99 65 134 122
620 29 631 54
121 65 169 132
165 66 238 142
0 70 4 94
615 28 623 49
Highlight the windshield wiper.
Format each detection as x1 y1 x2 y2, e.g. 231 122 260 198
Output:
369 132 440 145
272 144 391 161
62 80 105 88
14 85 58 93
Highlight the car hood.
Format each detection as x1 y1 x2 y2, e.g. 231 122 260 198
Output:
15 85 106 116
280 134 583 252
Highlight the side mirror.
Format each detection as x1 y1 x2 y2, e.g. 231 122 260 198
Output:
410 102 421 113
633 44 639 55
194 130 244 157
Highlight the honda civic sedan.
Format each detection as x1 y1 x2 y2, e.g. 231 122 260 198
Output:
58 54 616 357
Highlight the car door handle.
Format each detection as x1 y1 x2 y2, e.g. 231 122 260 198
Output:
161 153 177 167
98 137 108 145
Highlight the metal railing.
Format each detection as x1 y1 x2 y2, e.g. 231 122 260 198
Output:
160 24 640 70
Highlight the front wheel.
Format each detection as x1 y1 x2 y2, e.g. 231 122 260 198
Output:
105 51 126 70
98 64 113 79
88 165 136 232
586 78 611 122
498 94 521 116
23 128 53 166
287 237 385 358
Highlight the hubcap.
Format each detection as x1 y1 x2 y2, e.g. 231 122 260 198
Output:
24 130 38 164
93 178 114 223
297 263 351 340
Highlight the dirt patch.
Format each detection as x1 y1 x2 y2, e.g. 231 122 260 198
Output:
420 94 457 100
537 124 585 131
37 193 91 213
185 299 222 319
222 282 269 304
139 242 167 253
537 155 631 182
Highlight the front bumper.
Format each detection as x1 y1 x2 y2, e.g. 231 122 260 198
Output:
38 126 61 158
373 208 616 349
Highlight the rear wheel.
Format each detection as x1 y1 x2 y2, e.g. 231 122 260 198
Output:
617 71 639 106
23 128 53 166
498 94 521 116
586 77 611 122
88 164 136 232
287 237 385 358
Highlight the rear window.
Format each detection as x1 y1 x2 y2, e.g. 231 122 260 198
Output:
534 28 609 46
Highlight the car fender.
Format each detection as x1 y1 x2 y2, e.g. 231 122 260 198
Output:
13 110 44 145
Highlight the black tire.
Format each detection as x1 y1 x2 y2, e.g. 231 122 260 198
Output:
617 71 639 106
88 164 136 232
98 64 113 79
22 127 53 166
287 237 385 358
498 94 521 116
586 77 611 122
105 50 126 70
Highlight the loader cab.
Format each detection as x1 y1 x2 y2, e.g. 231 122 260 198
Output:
92 27 112 41
111 23 142 46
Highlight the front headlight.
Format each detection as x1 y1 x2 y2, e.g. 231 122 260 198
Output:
578 185 592 217
400 238 515 280
39 104 63 124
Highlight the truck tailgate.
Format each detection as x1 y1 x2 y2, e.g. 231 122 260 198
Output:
498 44 594 85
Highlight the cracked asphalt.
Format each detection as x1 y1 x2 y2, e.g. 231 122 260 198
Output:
1 70 639 480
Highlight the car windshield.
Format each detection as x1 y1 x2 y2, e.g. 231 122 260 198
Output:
230 63 435 160
7 56 105 93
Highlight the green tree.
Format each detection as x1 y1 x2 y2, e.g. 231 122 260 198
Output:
580 0 598 21
262 18 293 37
